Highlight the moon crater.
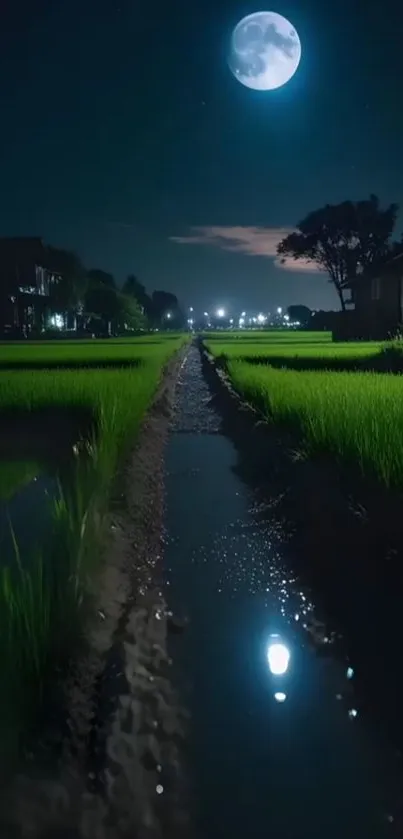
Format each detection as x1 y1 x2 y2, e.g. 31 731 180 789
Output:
228 11 301 91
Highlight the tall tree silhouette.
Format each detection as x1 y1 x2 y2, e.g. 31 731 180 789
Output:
277 195 399 310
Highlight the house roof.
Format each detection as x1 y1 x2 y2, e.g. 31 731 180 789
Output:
0 237 46 266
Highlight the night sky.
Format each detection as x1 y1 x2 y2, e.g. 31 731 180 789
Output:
1 0 402 313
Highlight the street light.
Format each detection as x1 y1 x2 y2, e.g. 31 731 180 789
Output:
277 307 282 315
166 312 172 320
217 308 225 318
204 311 209 317
189 306 193 312
257 313 266 324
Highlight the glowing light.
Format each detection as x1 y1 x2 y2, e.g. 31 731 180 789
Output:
217 308 225 318
50 314 64 329
277 307 282 315
156 784 164 794
274 692 287 703
267 642 290 675
241 311 246 317
348 708 358 719
239 317 245 326
346 666 354 680
204 311 209 317
189 306 193 312
229 318 234 324
229 12 301 92
257 313 266 324
284 314 290 321
166 312 172 319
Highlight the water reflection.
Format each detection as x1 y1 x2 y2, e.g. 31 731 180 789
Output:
274 692 287 703
267 641 290 676
165 352 402 836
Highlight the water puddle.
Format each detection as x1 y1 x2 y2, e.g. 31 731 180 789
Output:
0 465 57 564
164 347 401 838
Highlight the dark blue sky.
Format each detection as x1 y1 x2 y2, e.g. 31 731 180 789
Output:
1 0 402 312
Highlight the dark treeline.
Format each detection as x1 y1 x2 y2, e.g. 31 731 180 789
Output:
0 239 185 338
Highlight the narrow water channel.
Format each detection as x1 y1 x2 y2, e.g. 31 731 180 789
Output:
165 346 399 838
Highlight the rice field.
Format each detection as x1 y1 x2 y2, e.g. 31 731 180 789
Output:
0 334 187 759
227 361 403 488
0 333 184 368
204 331 403 373
204 331 403 490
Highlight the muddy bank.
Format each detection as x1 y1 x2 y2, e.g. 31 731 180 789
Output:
0 350 190 839
200 342 403 769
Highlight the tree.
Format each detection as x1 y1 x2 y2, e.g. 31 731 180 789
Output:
84 269 119 335
151 290 185 328
287 305 311 326
122 274 152 316
277 195 399 310
45 246 87 326
116 293 147 332
86 269 115 289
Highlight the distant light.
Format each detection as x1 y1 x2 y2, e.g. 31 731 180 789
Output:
204 311 209 317
284 314 290 321
274 692 287 703
267 642 290 675
187 318 194 325
241 311 246 317
166 312 172 319
239 317 245 326
252 317 257 323
348 708 358 719
277 306 282 315
229 318 234 324
189 306 193 312
217 308 225 318
257 313 266 324
156 784 164 794
50 313 64 329
346 666 354 680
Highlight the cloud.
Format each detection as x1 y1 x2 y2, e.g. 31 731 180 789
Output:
169 226 322 274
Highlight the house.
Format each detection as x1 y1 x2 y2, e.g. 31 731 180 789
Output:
333 252 403 341
0 237 61 335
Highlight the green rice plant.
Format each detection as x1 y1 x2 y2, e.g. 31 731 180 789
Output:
0 338 186 759
203 330 332 342
0 461 41 500
0 334 187 368
226 360 403 488
205 339 383 363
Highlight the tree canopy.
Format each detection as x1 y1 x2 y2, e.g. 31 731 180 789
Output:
122 274 152 315
0 240 183 336
277 195 400 310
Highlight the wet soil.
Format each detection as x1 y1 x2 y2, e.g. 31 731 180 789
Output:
1 350 189 839
165 344 403 837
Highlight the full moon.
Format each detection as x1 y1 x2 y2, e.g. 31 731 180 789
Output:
228 11 301 91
